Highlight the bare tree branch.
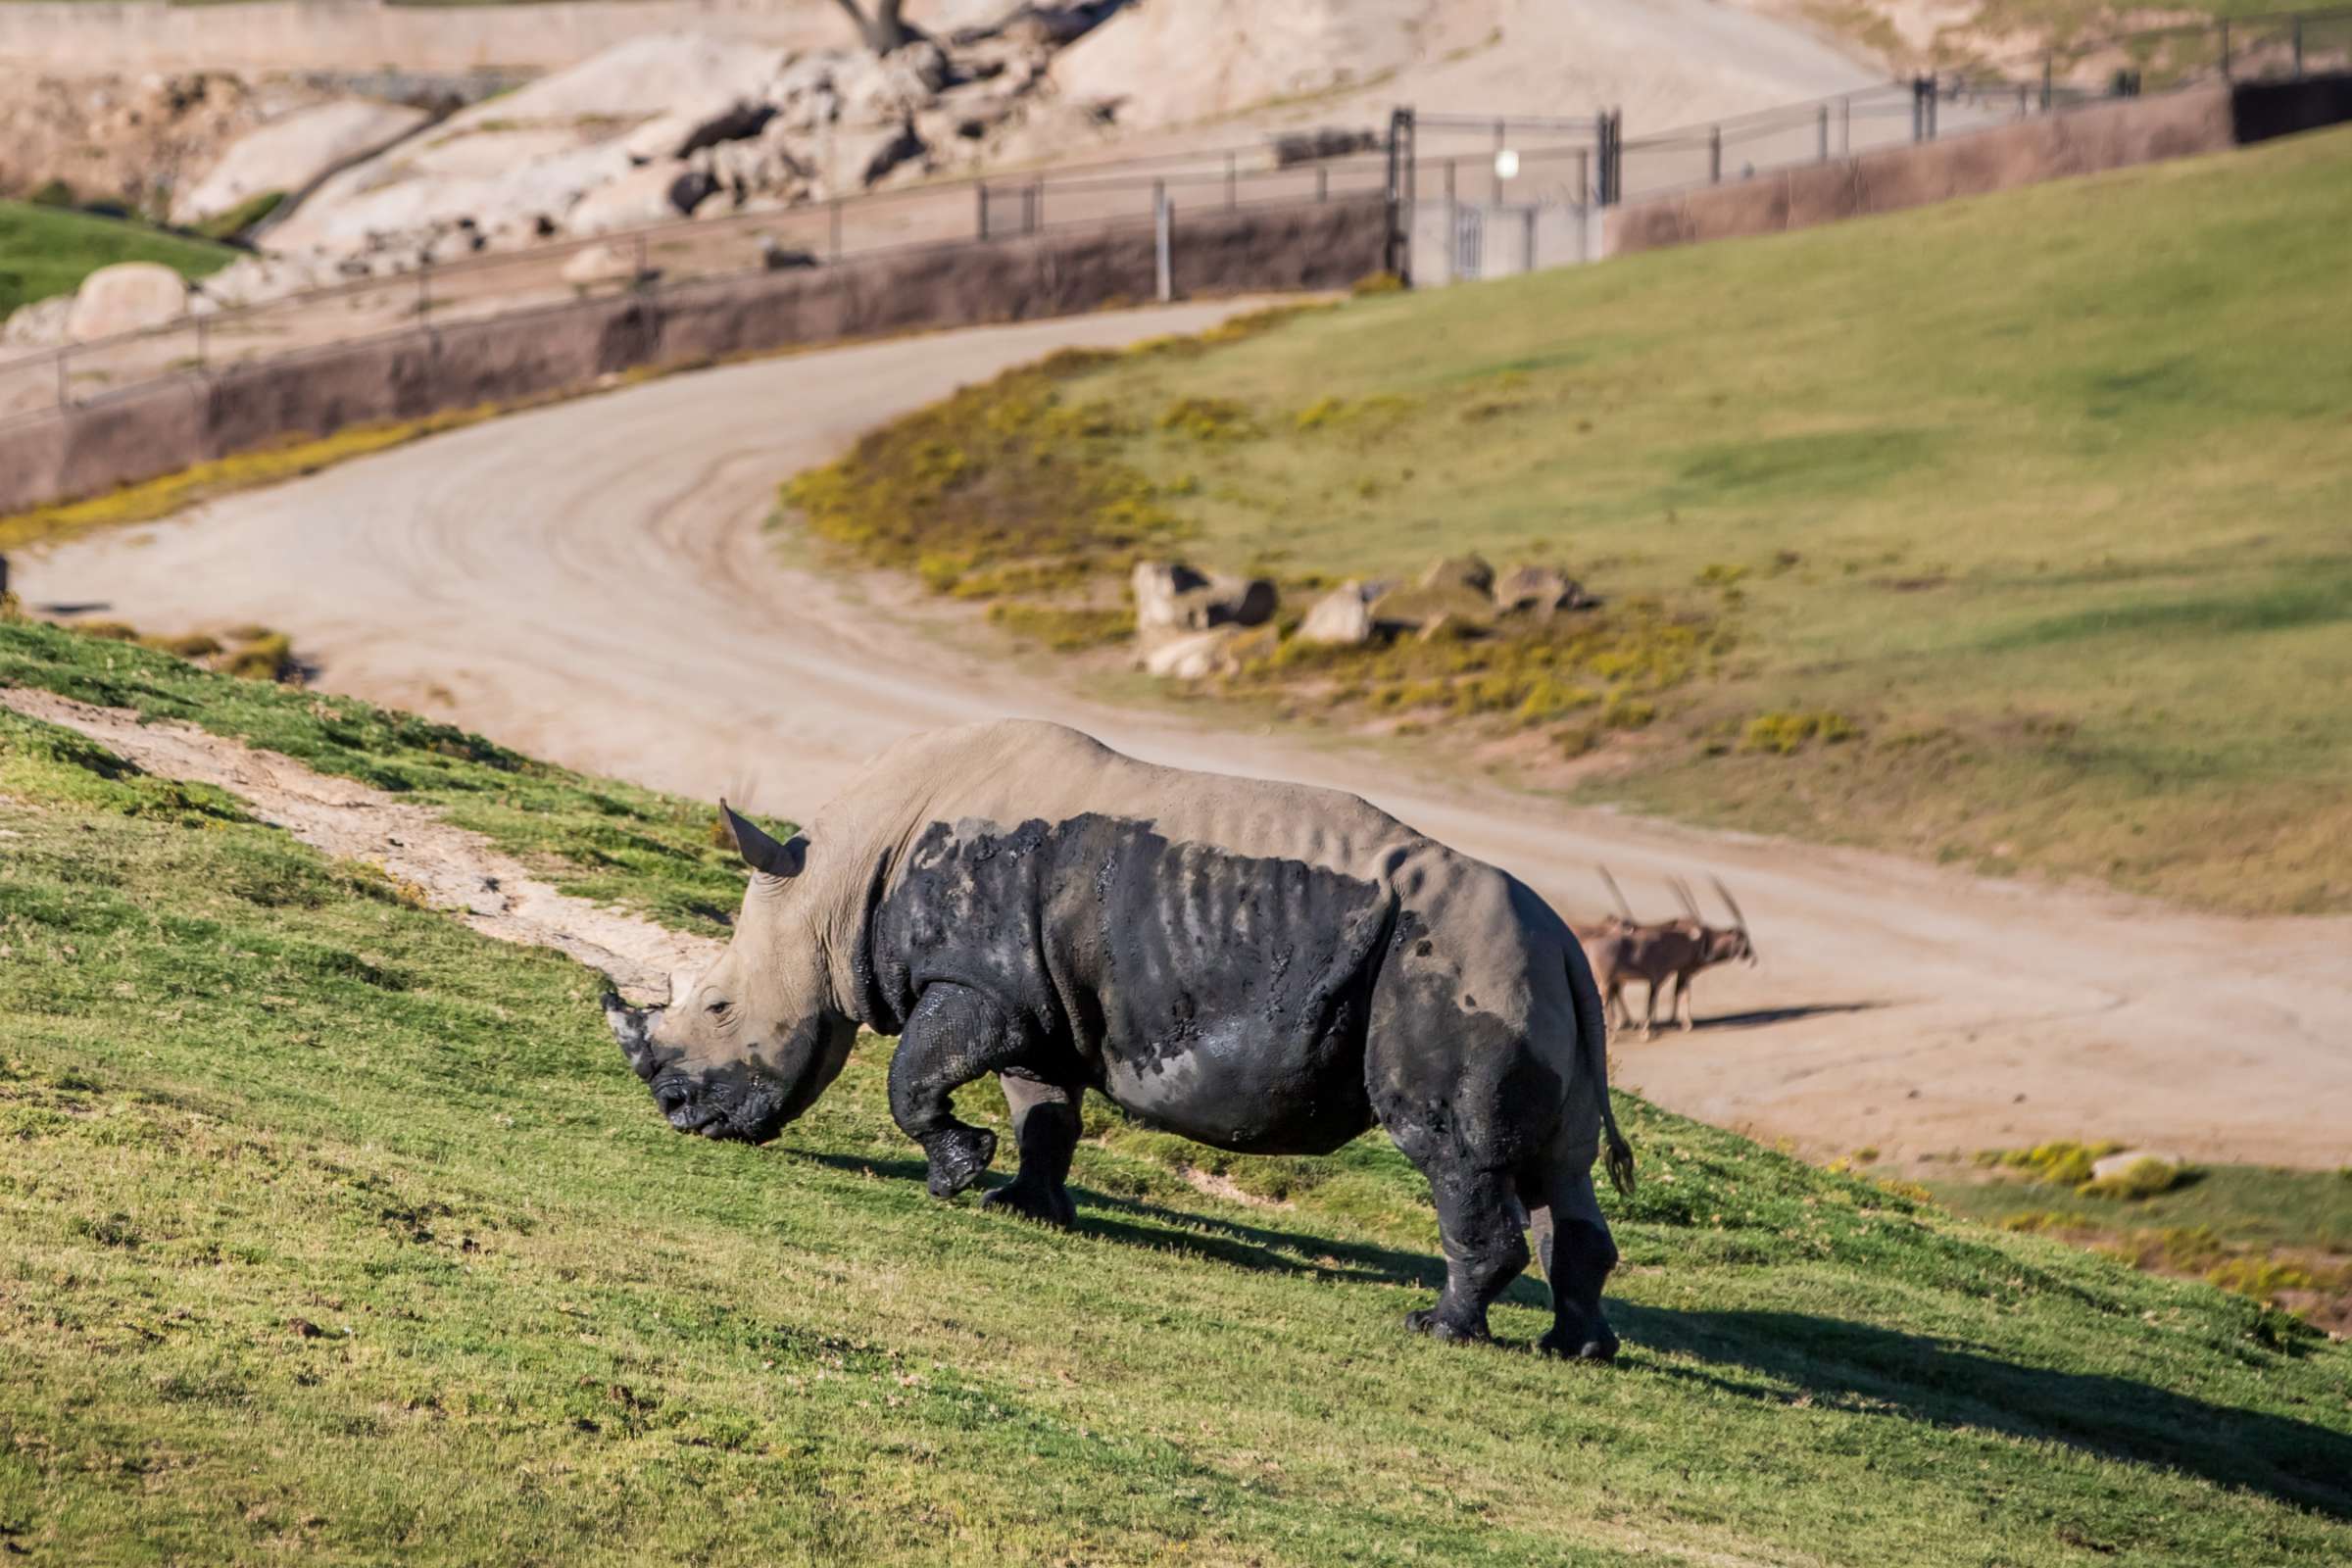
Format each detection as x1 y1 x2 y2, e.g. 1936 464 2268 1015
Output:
829 0 912 53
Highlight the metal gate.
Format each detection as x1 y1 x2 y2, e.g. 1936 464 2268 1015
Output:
1451 206 1485 281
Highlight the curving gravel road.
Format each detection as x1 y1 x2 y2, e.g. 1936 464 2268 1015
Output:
21 303 2352 1169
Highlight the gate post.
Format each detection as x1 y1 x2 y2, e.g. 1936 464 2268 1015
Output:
1384 106 1417 285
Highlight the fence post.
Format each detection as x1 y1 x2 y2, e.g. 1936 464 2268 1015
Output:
1225 150 1237 211
1817 104 1829 162
975 182 988 239
1840 96 1851 153
1576 147 1589 209
1153 185 1172 303
2041 54 2053 111
1928 78 1939 140
1384 105 1415 283
2219 19 2231 81
1708 124 1721 184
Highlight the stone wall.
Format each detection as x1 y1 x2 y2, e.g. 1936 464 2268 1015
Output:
0 195 1390 515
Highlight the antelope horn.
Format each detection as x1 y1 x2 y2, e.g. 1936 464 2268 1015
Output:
1710 875 1749 933
1596 864 1636 923
1668 876 1704 923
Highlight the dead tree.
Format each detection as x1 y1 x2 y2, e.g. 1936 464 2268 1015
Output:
831 0 915 52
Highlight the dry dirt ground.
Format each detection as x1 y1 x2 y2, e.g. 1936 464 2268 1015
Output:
0 684 716 1004
17 303 2352 1172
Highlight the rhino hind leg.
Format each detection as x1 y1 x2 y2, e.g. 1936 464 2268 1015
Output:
1528 1157 1621 1362
890 982 1037 1199
1393 1152 1532 1345
981 1074 1080 1228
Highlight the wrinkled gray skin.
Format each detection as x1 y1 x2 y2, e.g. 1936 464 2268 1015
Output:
605 720 1635 1357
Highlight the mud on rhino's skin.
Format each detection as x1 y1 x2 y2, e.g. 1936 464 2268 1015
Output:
603 718 1636 1358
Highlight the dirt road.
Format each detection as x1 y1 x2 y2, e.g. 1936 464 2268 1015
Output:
20 304 2352 1169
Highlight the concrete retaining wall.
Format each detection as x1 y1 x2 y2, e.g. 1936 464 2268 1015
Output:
0 195 1390 516
1605 87 2238 257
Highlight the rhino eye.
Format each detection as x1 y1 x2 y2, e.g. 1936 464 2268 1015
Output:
706 998 733 1017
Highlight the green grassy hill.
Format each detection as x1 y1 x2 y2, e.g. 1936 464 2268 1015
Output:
0 201 235 318
791 124 2352 914
2 619 2348 1564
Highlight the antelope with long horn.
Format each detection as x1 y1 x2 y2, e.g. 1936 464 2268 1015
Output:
1583 873 1756 1035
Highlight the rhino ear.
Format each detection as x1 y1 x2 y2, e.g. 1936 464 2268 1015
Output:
720 799 806 879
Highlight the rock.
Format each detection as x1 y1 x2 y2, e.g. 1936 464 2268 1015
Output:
561 242 647 288
1131 560 1210 631
2 294 74 350
2089 1151 2184 1183
1139 625 1241 680
623 96 775 164
1297 580 1376 646
172 99 430 225
1171 575 1277 630
565 162 717 234
1367 581 1495 636
840 40 952 124
1419 554 1495 594
66 263 188 342
826 121 928 190
1492 564 1589 613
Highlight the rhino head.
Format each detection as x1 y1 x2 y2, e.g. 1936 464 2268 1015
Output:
603 802 858 1144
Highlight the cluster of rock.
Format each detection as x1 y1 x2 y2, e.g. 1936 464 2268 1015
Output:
1131 553 1590 680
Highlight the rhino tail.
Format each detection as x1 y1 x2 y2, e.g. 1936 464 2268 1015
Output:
1567 942 1636 1199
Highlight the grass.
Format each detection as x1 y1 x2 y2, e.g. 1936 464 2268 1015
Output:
0 619 755 935
783 125 2352 913
0 200 235 318
3 641 2351 1564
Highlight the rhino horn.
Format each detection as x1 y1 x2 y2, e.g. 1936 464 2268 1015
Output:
719 799 806 879
603 992 665 1082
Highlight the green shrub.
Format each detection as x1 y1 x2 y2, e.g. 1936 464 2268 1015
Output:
1740 709 1858 754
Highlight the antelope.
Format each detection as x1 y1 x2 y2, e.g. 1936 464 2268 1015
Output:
1585 874 1756 1036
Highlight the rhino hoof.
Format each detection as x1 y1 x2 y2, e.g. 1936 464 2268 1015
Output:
1404 1307 1488 1345
1537 1327 1620 1363
922 1127 998 1199
981 1179 1077 1229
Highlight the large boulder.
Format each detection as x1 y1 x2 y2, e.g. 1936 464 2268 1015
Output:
1139 625 1242 680
1368 580 1495 636
1419 554 1495 594
66 263 188 342
839 40 953 124
172 99 430 226
623 97 776 164
1131 560 1208 631
1297 580 1378 646
1492 563 1590 613
565 163 717 234
2089 1150 2184 1183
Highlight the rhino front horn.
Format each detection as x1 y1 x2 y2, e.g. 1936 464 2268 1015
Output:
603 992 663 1082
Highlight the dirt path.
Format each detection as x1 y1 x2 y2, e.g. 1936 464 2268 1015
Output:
17 304 2352 1170
0 686 717 1003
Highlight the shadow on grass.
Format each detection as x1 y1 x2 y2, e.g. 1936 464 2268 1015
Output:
1616 1305 2352 1519
787 1147 1475 1297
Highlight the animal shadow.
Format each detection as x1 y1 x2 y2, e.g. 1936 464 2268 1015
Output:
1617 1306 2352 1519
788 1148 1462 1296
1686 1001 1887 1033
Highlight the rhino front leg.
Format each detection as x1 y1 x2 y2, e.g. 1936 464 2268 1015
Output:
890 983 1032 1199
981 1074 1080 1228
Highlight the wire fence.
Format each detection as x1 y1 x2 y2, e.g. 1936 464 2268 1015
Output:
4 6 2346 429
1611 6 2352 201
1 121 1611 433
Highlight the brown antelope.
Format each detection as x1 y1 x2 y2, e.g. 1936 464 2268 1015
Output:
1586 873 1756 1036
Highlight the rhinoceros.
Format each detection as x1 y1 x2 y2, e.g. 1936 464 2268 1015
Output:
603 719 1636 1356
